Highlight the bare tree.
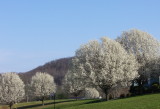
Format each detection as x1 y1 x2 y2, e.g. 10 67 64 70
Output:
30 72 56 106
0 72 25 109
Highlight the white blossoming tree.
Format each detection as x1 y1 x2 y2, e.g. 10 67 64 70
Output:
116 29 160 87
85 88 100 99
63 66 85 100
30 72 56 105
25 83 32 102
144 58 160 79
73 37 139 100
0 72 25 109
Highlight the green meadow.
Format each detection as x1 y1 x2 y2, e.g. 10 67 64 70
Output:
0 94 160 109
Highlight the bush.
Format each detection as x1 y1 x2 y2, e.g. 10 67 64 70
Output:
126 93 131 97
109 94 113 100
120 94 125 98
151 83 160 92
85 88 100 99
130 86 145 95
56 93 68 99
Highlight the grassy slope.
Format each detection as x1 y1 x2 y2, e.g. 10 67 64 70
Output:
67 94 160 109
0 94 160 109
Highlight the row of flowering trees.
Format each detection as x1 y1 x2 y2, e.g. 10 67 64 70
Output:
0 72 56 109
63 29 160 100
0 29 160 108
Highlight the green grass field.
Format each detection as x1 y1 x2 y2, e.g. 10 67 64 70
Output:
0 94 160 109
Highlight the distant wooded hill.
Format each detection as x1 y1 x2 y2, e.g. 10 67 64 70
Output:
19 57 73 86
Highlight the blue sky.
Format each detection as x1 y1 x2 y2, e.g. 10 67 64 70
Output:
0 0 160 72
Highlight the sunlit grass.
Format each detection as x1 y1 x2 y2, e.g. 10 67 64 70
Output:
0 94 160 109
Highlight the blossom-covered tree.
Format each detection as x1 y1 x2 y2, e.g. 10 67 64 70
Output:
63 66 85 100
117 29 160 87
144 58 160 79
30 72 56 105
73 37 139 100
25 83 32 102
0 72 25 109
85 88 100 99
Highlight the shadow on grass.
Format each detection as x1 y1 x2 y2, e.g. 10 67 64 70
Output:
54 99 105 109
17 100 76 109
16 98 110 109
16 99 104 109
84 99 105 104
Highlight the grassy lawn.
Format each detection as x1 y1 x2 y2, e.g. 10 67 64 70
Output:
66 94 160 109
0 94 160 109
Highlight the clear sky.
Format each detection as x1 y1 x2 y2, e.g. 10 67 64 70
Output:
0 0 160 73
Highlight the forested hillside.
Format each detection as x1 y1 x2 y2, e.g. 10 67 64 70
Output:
19 57 72 85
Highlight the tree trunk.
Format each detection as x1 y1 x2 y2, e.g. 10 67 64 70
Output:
137 79 143 94
42 96 45 106
26 96 29 102
9 105 12 109
76 95 78 101
42 100 44 106
9 102 13 109
105 93 108 101
100 86 110 101
104 89 109 101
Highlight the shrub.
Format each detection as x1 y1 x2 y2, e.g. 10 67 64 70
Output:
109 94 113 100
126 93 131 97
120 94 125 98
151 83 160 92
130 86 145 95
56 93 68 99
85 88 100 99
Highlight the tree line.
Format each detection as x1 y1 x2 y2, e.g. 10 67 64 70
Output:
63 29 160 100
0 72 56 109
0 29 160 109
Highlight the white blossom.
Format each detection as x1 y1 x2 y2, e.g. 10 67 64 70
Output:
74 37 139 100
30 72 56 105
63 67 85 99
85 88 99 99
0 72 25 109
117 29 160 61
117 29 160 82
